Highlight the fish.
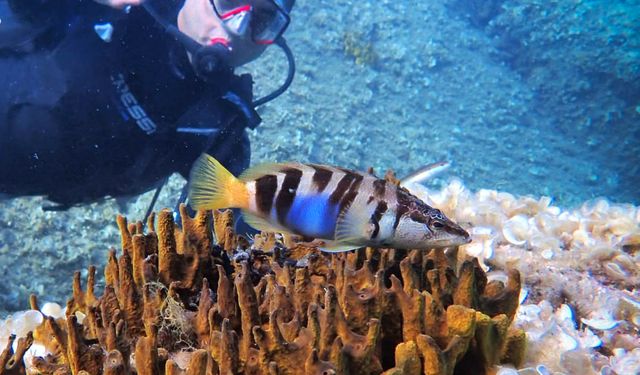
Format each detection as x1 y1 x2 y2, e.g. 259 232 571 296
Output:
188 154 471 252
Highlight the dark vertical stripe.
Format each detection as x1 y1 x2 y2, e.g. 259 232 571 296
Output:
328 172 357 205
393 204 409 232
255 174 278 214
338 174 364 213
338 167 355 174
373 179 386 198
370 201 388 239
311 165 333 192
275 168 303 224
393 188 412 232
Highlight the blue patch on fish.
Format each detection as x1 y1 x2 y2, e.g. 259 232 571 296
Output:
286 194 338 238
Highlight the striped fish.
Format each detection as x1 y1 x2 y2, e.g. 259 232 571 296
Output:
188 154 471 252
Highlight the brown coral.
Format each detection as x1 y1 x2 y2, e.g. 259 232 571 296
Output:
1 204 524 375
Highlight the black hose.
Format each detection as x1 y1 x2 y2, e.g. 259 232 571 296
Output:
252 37 295 107
143 176 167 227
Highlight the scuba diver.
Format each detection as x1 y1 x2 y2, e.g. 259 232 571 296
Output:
0 0 296 218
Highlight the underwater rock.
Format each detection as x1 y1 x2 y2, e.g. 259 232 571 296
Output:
0 204 524 374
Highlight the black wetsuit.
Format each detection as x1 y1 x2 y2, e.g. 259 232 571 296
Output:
0 1 255 207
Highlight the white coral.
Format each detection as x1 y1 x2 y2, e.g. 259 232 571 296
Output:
405 179 640 373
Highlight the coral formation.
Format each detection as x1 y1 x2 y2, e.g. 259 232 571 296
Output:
0 202 523 374
405 179 640 373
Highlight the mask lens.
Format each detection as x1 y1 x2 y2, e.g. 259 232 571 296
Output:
211 0 290 44
252 4 289 44
223 8 252 35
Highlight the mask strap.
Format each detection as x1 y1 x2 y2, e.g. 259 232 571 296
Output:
141 2 200 54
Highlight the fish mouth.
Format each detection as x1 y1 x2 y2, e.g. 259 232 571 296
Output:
452 226 472 245
430 234 471 248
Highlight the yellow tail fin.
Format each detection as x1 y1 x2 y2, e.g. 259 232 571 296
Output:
188 154 249 210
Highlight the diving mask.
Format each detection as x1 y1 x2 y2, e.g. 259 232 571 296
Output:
209 0 291 44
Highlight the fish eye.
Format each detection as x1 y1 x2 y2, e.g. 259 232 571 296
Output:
432 221 444 228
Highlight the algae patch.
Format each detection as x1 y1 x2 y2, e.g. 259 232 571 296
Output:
343 31 378 66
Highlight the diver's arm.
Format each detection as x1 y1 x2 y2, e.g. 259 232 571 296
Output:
1 0 124 40
93 0 143 9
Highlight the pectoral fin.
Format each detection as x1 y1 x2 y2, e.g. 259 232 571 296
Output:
334 205 373 245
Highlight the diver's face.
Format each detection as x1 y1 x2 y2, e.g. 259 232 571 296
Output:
177 0 268 67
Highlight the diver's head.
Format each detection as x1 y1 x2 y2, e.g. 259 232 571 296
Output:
177 0 293 67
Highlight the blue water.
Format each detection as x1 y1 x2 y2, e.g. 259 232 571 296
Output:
0 0 638 317
247 0 640 208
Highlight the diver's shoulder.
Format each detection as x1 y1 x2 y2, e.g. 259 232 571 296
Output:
0 0 126 54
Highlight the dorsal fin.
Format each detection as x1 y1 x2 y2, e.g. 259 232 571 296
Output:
239 162 308 181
